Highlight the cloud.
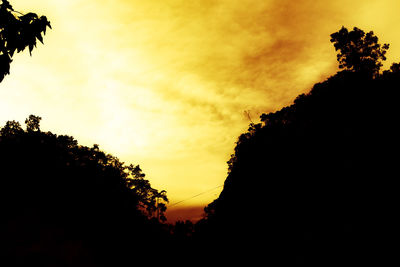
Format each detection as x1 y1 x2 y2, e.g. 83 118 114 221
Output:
105 0 348 115
4 0 400 208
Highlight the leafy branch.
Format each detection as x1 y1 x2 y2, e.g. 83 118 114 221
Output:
0 0 51 82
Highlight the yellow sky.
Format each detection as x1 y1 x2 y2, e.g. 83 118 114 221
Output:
1 0 400 217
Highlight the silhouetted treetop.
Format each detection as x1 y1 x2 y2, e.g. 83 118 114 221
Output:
388 62 400 73
126 165 169 221
330 26 389 76
0 0 51 82
25 114 41 131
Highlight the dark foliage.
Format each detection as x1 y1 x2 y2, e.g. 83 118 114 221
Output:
330 26 389 77
0 116 169 266
196 28 399 264
170 220 194 241
3 18 399 264
0 0 51 82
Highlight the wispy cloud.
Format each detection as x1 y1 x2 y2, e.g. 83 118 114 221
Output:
2 0 400 208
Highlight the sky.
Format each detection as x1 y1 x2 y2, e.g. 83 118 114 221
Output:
1 0 400 222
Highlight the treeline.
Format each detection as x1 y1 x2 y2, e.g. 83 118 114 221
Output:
0 116 171 266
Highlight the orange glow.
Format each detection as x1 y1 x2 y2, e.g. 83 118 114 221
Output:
2 0 400 221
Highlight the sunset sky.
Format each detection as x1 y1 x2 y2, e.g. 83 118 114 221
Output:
1 0 400 221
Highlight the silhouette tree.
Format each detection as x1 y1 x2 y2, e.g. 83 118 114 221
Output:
195 27 399 265
0 0 51 82
330 26 389 76
0 119 22 135
25 114 41 131
126 164 169 221
0 115 170 266
389 62 400 73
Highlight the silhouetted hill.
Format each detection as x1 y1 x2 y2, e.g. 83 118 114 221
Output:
0 116 169 266
196 69 399 264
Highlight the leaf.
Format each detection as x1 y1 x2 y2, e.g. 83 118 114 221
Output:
0 3 51 82
0 53 11 82
20 12 38 22
28 43 33 55
36 33 43 44
9 47 15 57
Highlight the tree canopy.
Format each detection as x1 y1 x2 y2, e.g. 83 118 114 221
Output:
0 0 51 82
330 26 389 76
0 115 170 265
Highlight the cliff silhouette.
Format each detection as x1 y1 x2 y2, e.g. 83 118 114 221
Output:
196 59 399 264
